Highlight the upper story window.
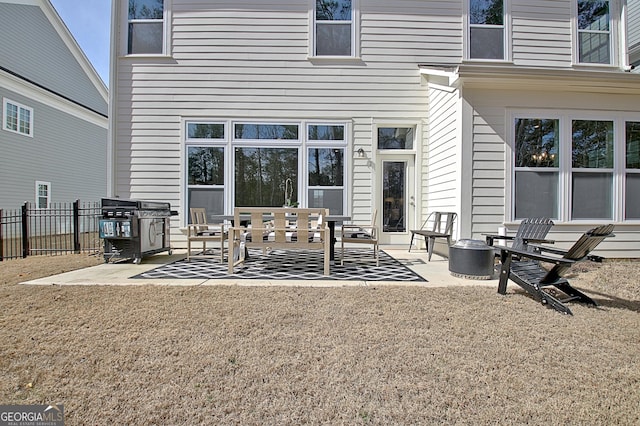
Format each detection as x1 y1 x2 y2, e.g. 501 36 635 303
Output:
128 0 165 55
314 0 353 56
577 0 611 64
469 0 505 60
3 98 33 137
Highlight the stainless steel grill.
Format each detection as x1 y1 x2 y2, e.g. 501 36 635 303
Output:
100 198 176 264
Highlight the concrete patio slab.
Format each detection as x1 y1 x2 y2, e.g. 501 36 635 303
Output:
22 248 500 288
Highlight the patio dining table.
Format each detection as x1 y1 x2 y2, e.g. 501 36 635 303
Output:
209 214 351 261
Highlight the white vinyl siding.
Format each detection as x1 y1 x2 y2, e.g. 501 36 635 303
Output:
115 0 461 233
470 106 506 236
511 0 573 67
425 84 460 233
112 0 640 256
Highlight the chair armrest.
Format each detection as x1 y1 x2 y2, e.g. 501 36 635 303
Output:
341 224 378 239
499 246 576 266
341 224 363 229
521 238 555 245
483 234 514 240
483 234 515 245
341 224 364 233
526 244 567 256
188 223 227 232
187 223 228 237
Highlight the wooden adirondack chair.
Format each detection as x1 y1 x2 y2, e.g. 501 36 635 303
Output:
485 217 555 263
485 217 555 252
408 212 457 261
497 224 614 315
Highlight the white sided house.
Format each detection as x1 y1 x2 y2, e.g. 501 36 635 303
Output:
110 0 640 258
0 0 108 209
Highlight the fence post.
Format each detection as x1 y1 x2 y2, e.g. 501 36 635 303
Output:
21 202 29 258
0 209 3 261
73 199 81 253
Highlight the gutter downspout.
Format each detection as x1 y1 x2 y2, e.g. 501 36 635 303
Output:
107 0 118 198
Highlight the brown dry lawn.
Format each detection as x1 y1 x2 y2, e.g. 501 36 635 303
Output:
0 254 639 425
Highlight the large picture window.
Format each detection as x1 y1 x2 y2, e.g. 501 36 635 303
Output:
626 122 640 219
128 0 164 55
577 0 611 64
234 147 299 207
315 0 353 56
185 121 347 220
513 113 635 222
469 0 504 60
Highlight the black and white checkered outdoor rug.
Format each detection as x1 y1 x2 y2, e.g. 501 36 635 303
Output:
134 249 426 282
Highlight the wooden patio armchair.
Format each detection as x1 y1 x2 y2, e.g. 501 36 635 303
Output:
187 208 227 262
497 224 615 315
408 211 457 261
341 209 379 266
485 217 555 259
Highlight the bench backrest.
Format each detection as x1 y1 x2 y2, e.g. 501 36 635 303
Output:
232 207 329 245
419 211 457 235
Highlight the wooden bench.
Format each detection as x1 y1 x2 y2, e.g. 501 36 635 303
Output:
227 207 331 275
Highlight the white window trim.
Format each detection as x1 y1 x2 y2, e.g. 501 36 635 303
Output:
464 0 511 62
35 181 51 209
3 98 34 137
508 109 639 224
572 0 618 67
309 0 360 59
122 0 172 57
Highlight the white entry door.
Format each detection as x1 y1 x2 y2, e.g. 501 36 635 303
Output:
378 154 415 245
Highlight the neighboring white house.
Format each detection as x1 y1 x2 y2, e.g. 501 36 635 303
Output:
110 0 640 257
0 0 108 209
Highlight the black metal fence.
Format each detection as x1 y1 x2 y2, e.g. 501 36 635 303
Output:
0 200 102 260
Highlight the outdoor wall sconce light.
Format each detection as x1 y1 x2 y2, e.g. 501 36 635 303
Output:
356 147 366 158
